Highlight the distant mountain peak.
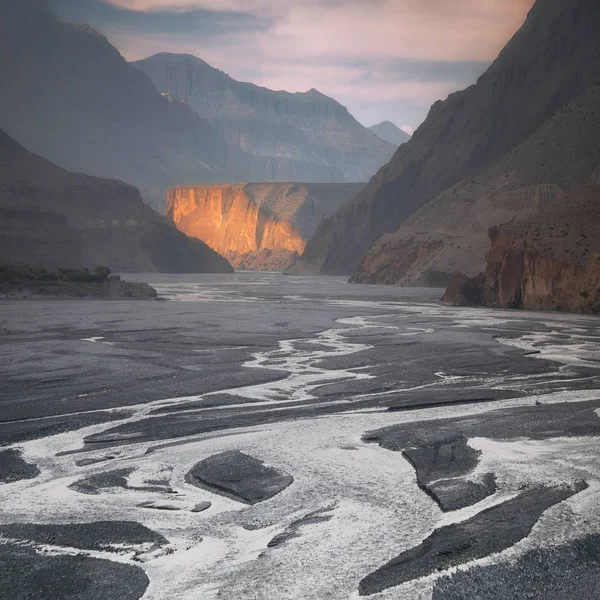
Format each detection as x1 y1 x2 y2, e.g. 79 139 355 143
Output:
368 121 411 146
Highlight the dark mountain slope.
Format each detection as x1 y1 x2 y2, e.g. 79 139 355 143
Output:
352 78 600 285
0 129 233 273
293 0 600 275
132 53 396 184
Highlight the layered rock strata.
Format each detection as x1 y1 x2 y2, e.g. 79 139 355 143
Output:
442 185 600 314
133 53 395 185
482 229 600 313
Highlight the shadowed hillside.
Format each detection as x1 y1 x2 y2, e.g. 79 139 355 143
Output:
0 129 233 273
0 0 266 210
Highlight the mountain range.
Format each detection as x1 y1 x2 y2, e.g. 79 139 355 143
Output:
0 0 262 211
0 0 394 212
291 0 600 283
132 53 396 189
3 0 599 308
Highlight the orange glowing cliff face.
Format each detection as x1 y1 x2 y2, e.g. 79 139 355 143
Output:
166 184 306 271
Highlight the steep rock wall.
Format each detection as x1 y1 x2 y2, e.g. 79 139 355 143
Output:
166 185 305 270
167 183 361 271
351 73 600 287
482 230 600 313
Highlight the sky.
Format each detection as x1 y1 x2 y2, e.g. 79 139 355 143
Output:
52 0 535 133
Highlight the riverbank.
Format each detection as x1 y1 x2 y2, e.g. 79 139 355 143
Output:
1 265 157 300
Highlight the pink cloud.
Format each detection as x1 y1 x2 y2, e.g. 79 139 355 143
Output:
260 1 534 63
100 0 536 129
106 0 535 64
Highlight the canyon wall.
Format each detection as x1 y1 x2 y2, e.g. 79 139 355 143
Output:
166 185 304 271
352 72 600 286
166 183 362 271
442 184 600 314
482 232 600 313
443 233 600 314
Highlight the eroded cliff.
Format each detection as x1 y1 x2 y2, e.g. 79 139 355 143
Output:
442 186 600 314
166 185 303 270
166 183 362 271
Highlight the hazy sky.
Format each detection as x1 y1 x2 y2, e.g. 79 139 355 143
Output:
52 0 535 132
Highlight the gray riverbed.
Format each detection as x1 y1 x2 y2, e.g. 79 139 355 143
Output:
1 273 600 599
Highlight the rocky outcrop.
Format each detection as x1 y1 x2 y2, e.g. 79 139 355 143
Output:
167 183 361 271
442 185 600 313
0 129 233 273
449 242 600 315
294 0 600 276
440 272 485 307
0 0 267 211
185 450 293 504
482 228 600 313
368 121 411 147
132 53 396 185
350 235 449 286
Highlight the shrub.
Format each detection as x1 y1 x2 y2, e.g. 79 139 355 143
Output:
94 265 112 279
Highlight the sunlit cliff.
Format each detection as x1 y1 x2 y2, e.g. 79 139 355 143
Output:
166 183 363 270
